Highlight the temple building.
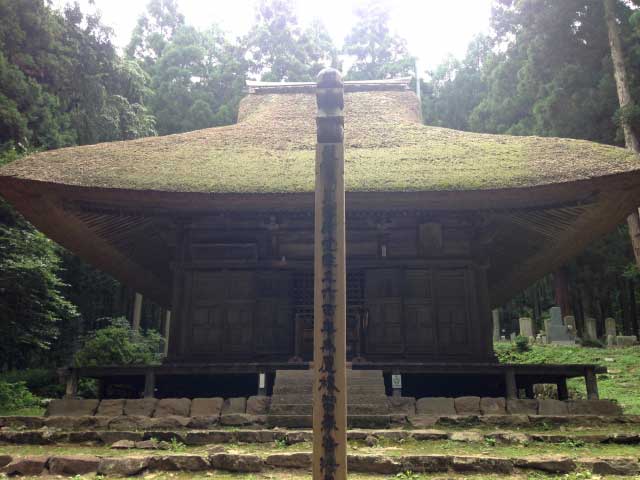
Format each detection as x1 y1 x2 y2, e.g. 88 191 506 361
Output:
1 78 639 404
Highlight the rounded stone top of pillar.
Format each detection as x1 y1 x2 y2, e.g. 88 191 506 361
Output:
317 68 343 88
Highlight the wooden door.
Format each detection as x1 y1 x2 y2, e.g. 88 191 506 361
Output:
364 269 404 355
404 270 437 354
435 269 471 354
254 271 293 356
188 270 255 358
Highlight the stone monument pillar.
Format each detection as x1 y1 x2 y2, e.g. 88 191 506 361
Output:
584 317 598 342
546 306 574 344
313 68 347 480
492 309 500 342
605 317 617 346
519 317 534 338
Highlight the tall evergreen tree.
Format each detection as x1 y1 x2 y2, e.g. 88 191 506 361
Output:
342 0 415 80
245 0 339 81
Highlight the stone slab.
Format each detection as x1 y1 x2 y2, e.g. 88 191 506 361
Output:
538 399 569 416
1 456 49 476
388 396 416 415
124 398 157 417
454 396 481 415
506 399 538 415
96 399 124 417
45 399 99 417
480 397 506 415
416 397 456 415
222 397 247 414
48 455 100 475
153 398 191 417
246 396 270 415
190 398 223 417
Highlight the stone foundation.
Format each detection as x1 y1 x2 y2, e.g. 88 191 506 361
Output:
44 396 623 421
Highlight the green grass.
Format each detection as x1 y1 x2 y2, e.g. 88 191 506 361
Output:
494 343 640 414
0 406 44 416
3 438 640 460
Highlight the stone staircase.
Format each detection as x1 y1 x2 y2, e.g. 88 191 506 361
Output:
268 369 390 427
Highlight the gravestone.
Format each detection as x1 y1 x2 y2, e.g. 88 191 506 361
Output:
519 317 534 338
605 318 617 346
584 317 598 341
546 307 574 344
492 309 500 342
564 315 576 332
616 335 638 347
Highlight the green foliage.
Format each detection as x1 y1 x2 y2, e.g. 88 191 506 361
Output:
74 317 164 367
244 0 339 82
168 437 186 452
0 368 62 398
0 381 41 412
514 335 532 353
0 0 156 152
343 0 415 80
395 471 420 480
149 25 246 134
0 200 78 369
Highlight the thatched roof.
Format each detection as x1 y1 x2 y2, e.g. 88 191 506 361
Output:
1 81 638 193
2 79 640 308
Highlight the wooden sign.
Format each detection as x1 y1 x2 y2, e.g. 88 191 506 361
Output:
313 68 347 480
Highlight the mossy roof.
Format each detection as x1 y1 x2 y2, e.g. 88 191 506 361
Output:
1 88 639 194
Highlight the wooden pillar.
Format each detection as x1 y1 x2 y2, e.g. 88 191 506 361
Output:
557 378 569 401
144 369 155 398
312 68 347 480
163 310 171 356
585 367 599 400
132 293 143 331
505 368 517 399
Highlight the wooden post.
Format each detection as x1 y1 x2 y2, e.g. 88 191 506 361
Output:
313 68 347 480
557 378 569 401
585 367 599 400
163 310 171 356
132 293 143 331
505 368 517 399
144 369 155 398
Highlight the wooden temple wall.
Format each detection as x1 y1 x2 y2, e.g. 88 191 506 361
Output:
167 212 494 363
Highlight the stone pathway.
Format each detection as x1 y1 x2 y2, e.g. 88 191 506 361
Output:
2 452 640 476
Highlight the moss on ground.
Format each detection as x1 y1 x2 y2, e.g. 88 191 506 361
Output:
495 344 640 414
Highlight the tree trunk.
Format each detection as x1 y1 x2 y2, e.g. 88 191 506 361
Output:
605 0 640 267
629 278 640 337
554 266 572 317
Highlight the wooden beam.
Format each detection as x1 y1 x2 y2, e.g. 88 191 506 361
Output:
312 68 347 480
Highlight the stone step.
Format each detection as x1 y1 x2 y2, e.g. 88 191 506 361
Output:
270 394 389 406
266 414 391 429
269 403 389 416
3 452 640 477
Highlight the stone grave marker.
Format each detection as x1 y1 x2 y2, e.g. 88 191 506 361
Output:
519 317 534 338
546 306 574 344
584 317 598 342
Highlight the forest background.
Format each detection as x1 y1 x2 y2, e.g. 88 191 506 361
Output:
2 0 640 371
